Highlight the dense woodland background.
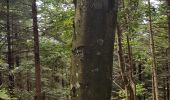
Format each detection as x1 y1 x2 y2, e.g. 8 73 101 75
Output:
0 0 170 100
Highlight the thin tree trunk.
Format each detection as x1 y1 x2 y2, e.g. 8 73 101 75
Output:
0 73 2 85
126 34 136 100
117 24 130 100
117 24 136 100
152 72 156 100
138 64 142 82
163 79 166 100
166 0 170 100
167 81 170 100
121 0 136 99
6 0 14 96
11 13 14 69
32 0 41 99
165 48 170 100
166 49 170 100
148 0 159 100
138 63 143 100
70 0 118 100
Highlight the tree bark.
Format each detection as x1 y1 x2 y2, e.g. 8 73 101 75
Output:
6 0 14 96
70 0 118 100
148 0 159 100
32 0 41 100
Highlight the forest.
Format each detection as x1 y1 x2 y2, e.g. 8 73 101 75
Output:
0 0 170 100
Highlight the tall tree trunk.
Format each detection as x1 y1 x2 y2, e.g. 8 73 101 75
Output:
11 13 14 69
126 35 136 100
6 0 14 96
121 0 136 99
166 0 170 100
148 0 159 100
117 25 136 100
117 24 130 100
70 0 118 100
32 0 41 99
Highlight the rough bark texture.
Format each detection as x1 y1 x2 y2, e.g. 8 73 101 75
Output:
70 0 118 100
6 0 14 96
32 0 41 99
148 0 159 100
